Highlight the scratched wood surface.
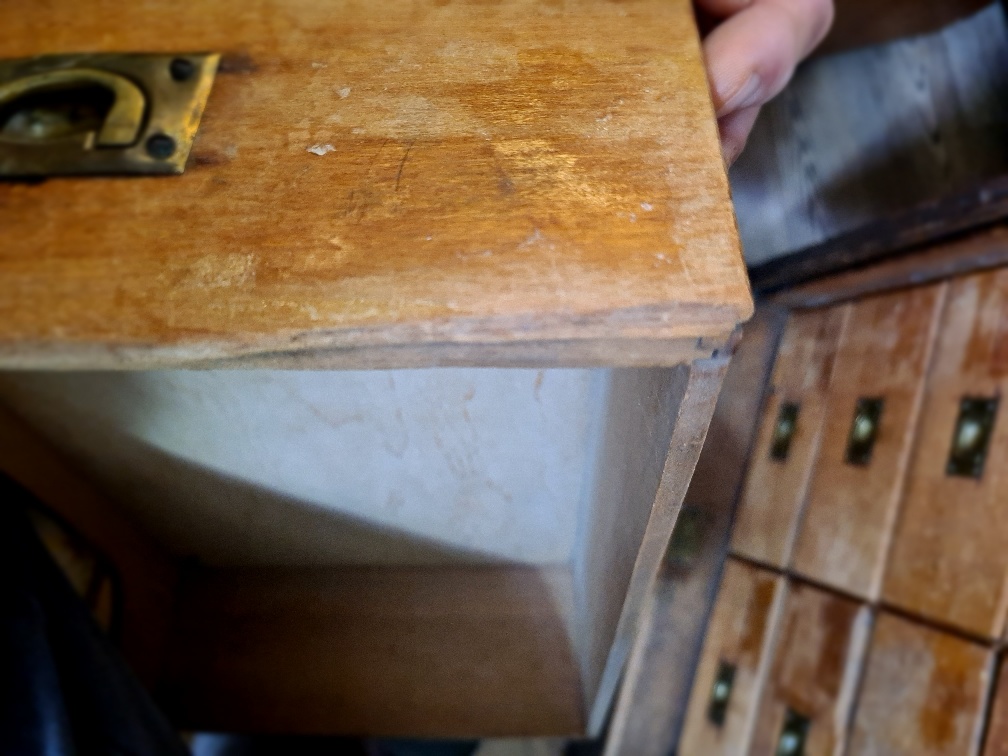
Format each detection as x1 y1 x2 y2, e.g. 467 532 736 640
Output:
0 0 750 369
883 269 1008 639
677 559 786 756
848 612 991 756
748 582 870 756
790 285 945 599
730 307 846 568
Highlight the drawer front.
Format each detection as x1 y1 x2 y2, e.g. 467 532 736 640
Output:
732 307 846 567
679 560 786 755
848 612 991 756
790 285 945 598
748 583 870 756
883 269 1008 638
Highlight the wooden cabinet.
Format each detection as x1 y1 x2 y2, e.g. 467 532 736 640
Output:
790 286 944 599
883 269 1008 638
731 308 845 568
0 0 749 739
679 560 786 756
848 612 991 756
748 583 870 756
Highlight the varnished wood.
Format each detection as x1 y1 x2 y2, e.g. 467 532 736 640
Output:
0 0 749 370
790 285 945 599
982 655 1008 756
748 582 870 756
602 306 787 755
776 223 1008 310
675 560 786 756
731 308 846 568
848 612 991 756
883 269 1008 638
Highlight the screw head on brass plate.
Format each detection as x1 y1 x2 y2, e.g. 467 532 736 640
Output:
846 397 884 466
0 52 219 177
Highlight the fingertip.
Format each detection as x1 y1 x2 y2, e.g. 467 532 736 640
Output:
719 104 762 165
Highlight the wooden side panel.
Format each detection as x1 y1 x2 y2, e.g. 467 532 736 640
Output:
603 306 788 756
848 613 991 756
748 583 870 756
0 401 178 687
984 656 1008 756
677 560 785 756
790 285 945 599
161 565 584 737
731 307 846 567
883 270 1008 638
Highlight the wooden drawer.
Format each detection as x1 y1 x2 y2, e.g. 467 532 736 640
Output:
790 285 944 599
883 270 1008 638
983 654 1008 756
748 582 870 756
0 0 749 738
848 612 991 756
679 559 786 755
731 308 846 568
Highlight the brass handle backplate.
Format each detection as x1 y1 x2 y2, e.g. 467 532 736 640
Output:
0 52 219 177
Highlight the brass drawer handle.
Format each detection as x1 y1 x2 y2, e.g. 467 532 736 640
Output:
0 53 218 177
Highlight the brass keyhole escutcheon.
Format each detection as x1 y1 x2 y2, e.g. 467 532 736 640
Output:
776 708 810 756
770 402 800 462
707 660 736 727
846 397 884 466
947 397 998 478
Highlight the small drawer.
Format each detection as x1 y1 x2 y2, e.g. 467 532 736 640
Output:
790 285 945 599
848 612 991 755
679 559 786 755
883 270 1008 638
748 582 870 756
732 307 846 568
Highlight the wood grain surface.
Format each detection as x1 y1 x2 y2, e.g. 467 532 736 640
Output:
848 612 991 756
0 0 749 369
883 269 1008 638
790 285 945 599
676 559 786 756
731 307 846 568
161 564 584 737
603 306 786 756
748 582 870 756
983 655 1008 756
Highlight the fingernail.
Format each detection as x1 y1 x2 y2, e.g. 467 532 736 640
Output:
717 73 762 118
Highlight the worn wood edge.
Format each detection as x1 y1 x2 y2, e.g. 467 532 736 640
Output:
159 563 585 738
0 400 180 687
750 175 1008 295
584 357 729 736
776 223 1008 310
0 306 749 370
600 305 789 754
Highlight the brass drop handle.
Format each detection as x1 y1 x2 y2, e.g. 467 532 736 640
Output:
0 68 146 147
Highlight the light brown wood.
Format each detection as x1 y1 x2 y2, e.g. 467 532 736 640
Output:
600 305 788 756
748 582 870 756
982 656 1008 756
848 612 991 756
0 401 178 687
160 564 583 737
584 359 727 734
790 285 945 599
675 559 786 756
883 269 1008 638
775 224 1008 311
0 0 750 370
731 307 846 568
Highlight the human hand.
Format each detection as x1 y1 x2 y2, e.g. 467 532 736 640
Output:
697 0 835 163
